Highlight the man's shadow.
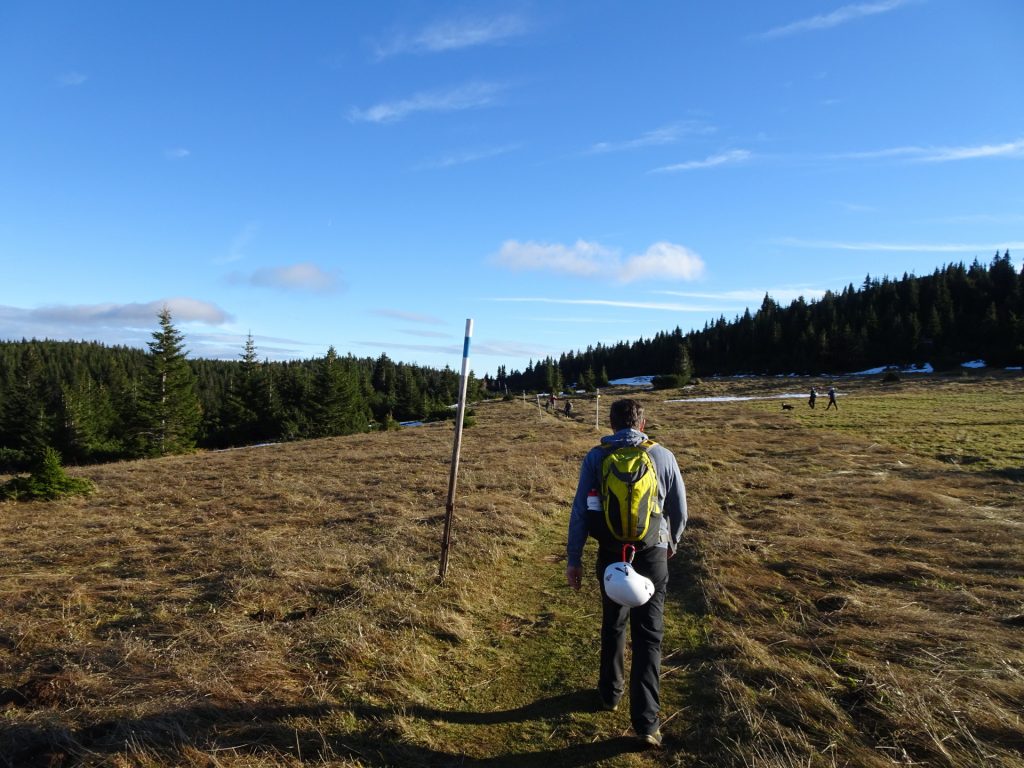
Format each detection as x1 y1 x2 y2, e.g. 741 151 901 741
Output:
2 689 649 768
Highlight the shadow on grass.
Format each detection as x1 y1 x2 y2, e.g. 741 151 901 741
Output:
1 693 652 768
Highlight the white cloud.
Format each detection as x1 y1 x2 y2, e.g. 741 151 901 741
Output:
588 122 715 154
0 298 234 349
494 239 706 283
759 0 912 39
57 71 88 87
619 242 705 282
777 238 1024 253
376 14 528 58
837 138 1024 163
650 149 751 173
29 298 230 326
164 147 191 159
417 143 521 170
493 239 619 277
230 262 341 293
349 81 504 124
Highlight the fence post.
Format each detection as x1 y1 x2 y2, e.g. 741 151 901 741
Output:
439 319 473 582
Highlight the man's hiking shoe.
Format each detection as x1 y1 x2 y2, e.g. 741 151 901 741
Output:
638 729 663 748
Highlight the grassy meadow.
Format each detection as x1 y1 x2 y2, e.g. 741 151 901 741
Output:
1 373 1022 767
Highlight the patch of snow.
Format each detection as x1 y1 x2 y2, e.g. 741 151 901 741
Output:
852 363 934 376
961 360 986 369
666 393 810 404
399 421 424 428
607 375 655 387
1006 366 1022 371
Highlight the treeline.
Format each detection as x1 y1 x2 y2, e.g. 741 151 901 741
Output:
0 310 482 470
493 251 1023 388
690 252 1023 376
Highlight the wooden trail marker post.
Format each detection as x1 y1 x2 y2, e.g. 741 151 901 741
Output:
439 319 473 582
595 388 601 430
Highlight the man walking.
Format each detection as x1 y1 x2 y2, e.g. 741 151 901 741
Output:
565 398 687 748
826 386 838 410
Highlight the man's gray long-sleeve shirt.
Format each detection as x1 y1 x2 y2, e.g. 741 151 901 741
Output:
567 428 688 568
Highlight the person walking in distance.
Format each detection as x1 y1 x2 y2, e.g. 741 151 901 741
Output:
826 385 838 410
565 399 687 748
808 387 817 409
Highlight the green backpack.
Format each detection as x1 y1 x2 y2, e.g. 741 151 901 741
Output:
593 439 662 548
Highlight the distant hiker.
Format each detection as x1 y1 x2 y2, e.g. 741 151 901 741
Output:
565 398 687 749
826 386 838 410
808 387 817 409
564 399 574 417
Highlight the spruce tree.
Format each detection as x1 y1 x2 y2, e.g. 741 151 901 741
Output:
138 308 202 456
0 346 54 468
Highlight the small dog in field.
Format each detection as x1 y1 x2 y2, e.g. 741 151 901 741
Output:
781 403 794 411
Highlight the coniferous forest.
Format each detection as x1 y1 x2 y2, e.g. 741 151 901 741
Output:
497 252 1023 392
1 253 1021 469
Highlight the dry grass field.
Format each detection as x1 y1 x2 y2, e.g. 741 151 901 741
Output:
1 374 1022 767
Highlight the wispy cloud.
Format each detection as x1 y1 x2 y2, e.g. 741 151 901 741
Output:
416 143 521 170
758 0 912 39
655 287 828 303
488 297 718 312
777 238 1024 253
375 14 528 58
355 339 462 355
836 201 877 212
650 149 751 173
349 81 504 124
587 122 716 154
370 308 445 325
932 212 1024 224
228 262 341 293
836 138 1024 163
218 222 260 264
164 147 191 159
57 71 88 87
400 329 451 339
493 240 705 283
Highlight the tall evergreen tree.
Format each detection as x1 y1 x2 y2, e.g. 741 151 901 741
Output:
0 346 54 468
138 308 202 456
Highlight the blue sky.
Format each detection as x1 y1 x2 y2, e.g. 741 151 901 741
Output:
2 1 1022 376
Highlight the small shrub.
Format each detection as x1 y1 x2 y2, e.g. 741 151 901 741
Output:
0 447 94 501
651 374 688 390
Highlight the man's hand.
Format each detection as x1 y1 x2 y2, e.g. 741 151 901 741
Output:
566 564 583 591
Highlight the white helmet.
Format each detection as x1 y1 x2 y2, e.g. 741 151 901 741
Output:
603 561 655 607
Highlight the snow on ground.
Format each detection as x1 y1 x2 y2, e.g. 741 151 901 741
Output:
851 363 934 375
607 375 655 387
665 393 811 404
961 360 987 369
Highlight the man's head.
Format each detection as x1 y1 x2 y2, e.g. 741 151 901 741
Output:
609 398 645 431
